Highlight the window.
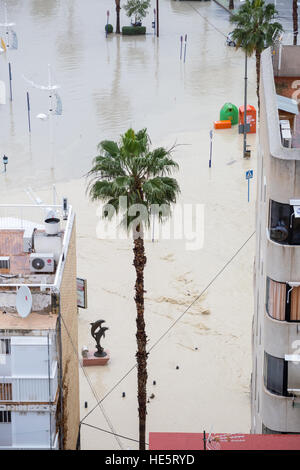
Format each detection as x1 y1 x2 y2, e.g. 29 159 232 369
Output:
266 278 300 322
0 339 11 355
291 216 300 244
290 287 300 321
0 383 12 401
264 352 287 396
287 361 300 394
269 200 290 243
266 278 286 321
269 200 300 245
0 411 11 423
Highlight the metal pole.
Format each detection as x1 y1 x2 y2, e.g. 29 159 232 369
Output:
48 64 54 169
57 294 64 450
156 0 159 38
26 92 31 133
8 62 12 101
53 184 56 206
184 34 187 63
203 430 206 450
152 213 155 242
248 178 250 202
180 35 183 60
209 130 213 168
47 332 52 450
243 52 248 158
106 10 109 38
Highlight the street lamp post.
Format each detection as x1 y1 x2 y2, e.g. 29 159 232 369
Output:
156 0 159 38
243 52 248 158
23 65 62 169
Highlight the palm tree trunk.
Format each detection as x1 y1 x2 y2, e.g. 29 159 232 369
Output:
255 50 261 110
115 0 121 34
293 0 298 45
229 0 234 10
133 233 147 451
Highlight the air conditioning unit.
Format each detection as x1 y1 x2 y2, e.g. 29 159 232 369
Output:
30 253 55 273
280 119 291 131
281 128 292 148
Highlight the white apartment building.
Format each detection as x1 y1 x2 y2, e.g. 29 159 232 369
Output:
0 202 80 449
252 45 300 434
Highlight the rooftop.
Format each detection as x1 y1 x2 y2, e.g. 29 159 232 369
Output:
261 45 300 159
0 203 73 288
0 203 74 332
275 77 300 149
0 310 57 331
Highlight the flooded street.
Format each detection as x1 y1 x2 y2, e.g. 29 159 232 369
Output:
0 0 261 450
0 0 256 191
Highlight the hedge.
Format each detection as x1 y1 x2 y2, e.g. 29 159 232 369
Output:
122 26 146 35
105 24 113 34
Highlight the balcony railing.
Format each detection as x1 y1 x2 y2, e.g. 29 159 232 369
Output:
0 371 57 403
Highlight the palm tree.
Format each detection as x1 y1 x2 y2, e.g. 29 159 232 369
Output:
230 0 283 105
293 0 298 45
229 0 234 10
87 128 180 450
115 0 121 34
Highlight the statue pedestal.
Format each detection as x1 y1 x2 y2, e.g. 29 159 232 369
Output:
82 349 110 367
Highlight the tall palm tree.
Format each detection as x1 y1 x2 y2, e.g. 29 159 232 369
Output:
229 0 234 10
87 128 180 450
293 0 298 45
230 0 283 105
115 0 121 34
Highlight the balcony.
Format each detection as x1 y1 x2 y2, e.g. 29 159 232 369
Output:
269 200 300 246
266 232 300 281
262 383 300 433
0 367 58 403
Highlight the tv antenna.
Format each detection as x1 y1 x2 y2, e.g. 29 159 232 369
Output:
16 286 32 318
23 64 62 169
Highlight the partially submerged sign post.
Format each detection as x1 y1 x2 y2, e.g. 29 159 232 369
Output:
246 169 253 202
209 130 213 168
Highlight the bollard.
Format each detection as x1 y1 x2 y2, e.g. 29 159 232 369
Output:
180 35 183 60
184 34 187 63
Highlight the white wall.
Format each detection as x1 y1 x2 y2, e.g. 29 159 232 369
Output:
11 338 50 376
13 411 51 448
0 353 11 376
0 335 58 403
0 423 12 446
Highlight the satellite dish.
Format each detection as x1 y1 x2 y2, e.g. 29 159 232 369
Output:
16 286 32 318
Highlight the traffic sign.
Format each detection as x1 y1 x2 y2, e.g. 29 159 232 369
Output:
245 169 253 202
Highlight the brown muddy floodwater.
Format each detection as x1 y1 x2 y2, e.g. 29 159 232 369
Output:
1 0 261 450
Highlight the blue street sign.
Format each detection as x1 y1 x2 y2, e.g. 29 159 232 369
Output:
246 169 253 180
245 169 253 202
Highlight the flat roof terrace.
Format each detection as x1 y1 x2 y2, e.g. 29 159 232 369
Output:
0 229 47 277
0 204 74 288
0 310 57 332
275 76 300 148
